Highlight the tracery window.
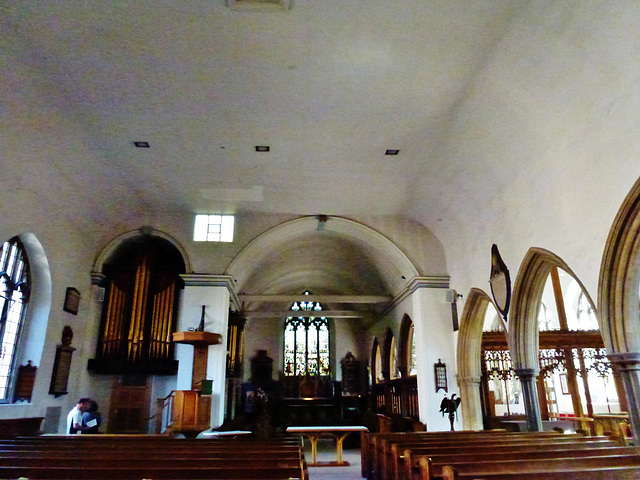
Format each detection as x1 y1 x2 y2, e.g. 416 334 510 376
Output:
0 238 30 402
283 292 329 376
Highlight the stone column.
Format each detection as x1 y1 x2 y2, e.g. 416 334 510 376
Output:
456 375 483 430
177 274 237 428
608 352 640 443
515 367 543 432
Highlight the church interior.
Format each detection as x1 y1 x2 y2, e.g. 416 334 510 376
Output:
3 1 640 477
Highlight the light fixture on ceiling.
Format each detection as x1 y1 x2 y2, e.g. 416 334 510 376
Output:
385 149 400 155
316 214 328 231
226 0 291 11
255 145 270 152
134 141 150 148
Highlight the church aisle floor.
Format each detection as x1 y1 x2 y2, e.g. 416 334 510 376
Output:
305 439 362 480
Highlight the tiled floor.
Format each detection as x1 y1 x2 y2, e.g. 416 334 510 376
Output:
306 438 363 480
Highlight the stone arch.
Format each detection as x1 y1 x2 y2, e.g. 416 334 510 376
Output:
599 175 640 440
510 247 597 431
93 227 191 274
226 216 420 295
456 288 494 430
510 247 595 370
15 233 51 371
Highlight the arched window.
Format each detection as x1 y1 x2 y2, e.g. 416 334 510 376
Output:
399 315 417 377
371 338 383 384
283 292 330 376
0 238 30 402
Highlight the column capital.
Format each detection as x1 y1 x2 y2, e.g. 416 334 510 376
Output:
608 352 640 370
514 367 540 380
456 375 481 385
179 274 240 310
91 272 107 287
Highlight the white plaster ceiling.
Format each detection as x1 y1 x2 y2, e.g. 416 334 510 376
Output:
2 0 525 221
4 1 640 306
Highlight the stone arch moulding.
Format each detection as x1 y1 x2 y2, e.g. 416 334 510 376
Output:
16 233 52 371
599 175 640 354
93 227 192 274
456 288 493 430
598 175 640 442
226 216 420 294
509 247 596 371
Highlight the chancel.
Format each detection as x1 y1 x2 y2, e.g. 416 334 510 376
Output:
2 1 640 478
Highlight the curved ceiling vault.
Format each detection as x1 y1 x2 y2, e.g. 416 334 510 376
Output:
227 216 421 320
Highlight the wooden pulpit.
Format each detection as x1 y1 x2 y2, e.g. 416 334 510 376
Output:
172 331 222 390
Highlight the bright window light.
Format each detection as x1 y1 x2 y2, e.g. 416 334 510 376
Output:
194 215 234 242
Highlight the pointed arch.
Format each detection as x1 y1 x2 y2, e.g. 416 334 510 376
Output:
599 176 640 354
456 288 494 430
510 247 596 370
599 175 640 441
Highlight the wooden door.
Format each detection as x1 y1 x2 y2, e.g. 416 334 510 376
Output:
108 376 150 433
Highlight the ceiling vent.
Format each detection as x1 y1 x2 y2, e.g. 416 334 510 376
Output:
226 0 291 12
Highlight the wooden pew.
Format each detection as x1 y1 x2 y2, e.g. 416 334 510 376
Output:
422 453 640 480
0 435 308 480
0 464 305 479
399 438 622 480
377 431 599 480
361 430 510 477
414 446 640 480
364 430 532 479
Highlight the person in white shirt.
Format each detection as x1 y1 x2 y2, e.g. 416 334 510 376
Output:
66 398 91 434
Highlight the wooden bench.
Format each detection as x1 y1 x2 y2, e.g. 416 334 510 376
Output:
396 437 621 480
363 430 522 479
428 455 640 480
0 435 308 480
414 446 640 480
374 431 594 480
402 441 623 480
361 429 511 477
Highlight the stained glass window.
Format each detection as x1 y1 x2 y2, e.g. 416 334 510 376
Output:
283 292 330 376
0 238 30 402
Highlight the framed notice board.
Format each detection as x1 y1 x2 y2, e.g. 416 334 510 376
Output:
49 345 76 397
434 359 448 393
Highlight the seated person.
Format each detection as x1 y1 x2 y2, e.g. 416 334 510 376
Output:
81 400 101 434
67 398 91 434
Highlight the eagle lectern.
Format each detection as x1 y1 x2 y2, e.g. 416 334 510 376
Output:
171 330 222 436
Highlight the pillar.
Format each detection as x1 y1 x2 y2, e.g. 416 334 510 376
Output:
515 367 543 432
457 375 483 430
176 274 236 428
608 352 640 443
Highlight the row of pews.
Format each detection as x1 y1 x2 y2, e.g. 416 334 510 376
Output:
362 429 640 480
0 434 308 479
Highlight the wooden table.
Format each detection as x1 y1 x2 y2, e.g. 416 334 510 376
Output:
286 425 368 466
